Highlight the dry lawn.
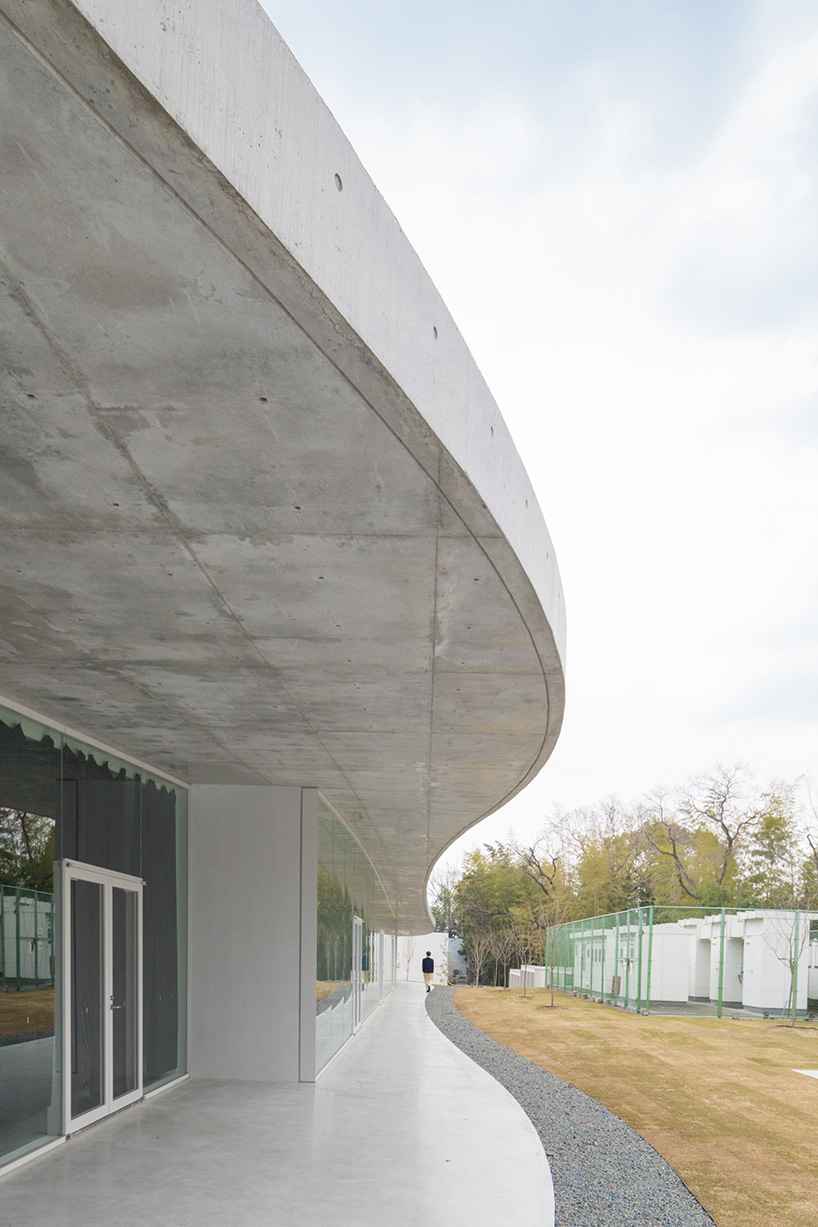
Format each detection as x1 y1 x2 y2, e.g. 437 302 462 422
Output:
454 986 818 1227
0 987 55 1038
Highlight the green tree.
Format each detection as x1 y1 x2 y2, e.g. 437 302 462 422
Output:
454 845 534 986
569 801 652 914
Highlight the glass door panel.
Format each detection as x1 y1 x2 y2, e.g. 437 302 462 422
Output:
64 863 142 1132
70 878 104 1120
112 887 138 1101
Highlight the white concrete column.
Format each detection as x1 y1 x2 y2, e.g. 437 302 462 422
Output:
188 785 316 1082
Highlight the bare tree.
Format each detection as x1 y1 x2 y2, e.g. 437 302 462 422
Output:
519 838 561 898
428 860 461 934
518 826 580 1005
464 931 491 987
642 767 775 902
682 766 767 889
764 909 815 1027
487 923 516 987
400 936 416 981
508 907 539 998
801 779 818 901
642 787 701 900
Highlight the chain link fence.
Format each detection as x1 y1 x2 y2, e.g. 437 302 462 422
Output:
515 906 818 1018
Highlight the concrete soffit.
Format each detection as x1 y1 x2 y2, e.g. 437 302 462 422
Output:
0 0 566 932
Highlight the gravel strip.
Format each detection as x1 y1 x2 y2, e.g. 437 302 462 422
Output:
426 987 716 1227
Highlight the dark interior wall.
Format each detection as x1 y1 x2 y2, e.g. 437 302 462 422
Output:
142 782 180 1086
0 713 186 1095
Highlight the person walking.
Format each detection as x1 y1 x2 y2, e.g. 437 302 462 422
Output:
422 951 434 992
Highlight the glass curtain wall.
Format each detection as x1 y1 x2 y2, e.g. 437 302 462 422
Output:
316 796 396 1071
0 704 188 1170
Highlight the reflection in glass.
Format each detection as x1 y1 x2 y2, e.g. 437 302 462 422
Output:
70 878 103 1119
316 796 396 1071
112 888 138 1100
0 704 189 1166
0 712 60 1167
142 783 185 1090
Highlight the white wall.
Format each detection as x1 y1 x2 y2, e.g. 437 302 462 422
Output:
188 785 317 1082
742 915 810 1014
640 926 689 1005
396 932 450 985
695 911 814 1014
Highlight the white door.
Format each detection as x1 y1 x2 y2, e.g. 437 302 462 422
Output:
63 860 143 1133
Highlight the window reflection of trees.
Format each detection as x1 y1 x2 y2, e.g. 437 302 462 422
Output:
0 808 55 892
316 866 374 1008
316 800 396 1070
316 865 353 1006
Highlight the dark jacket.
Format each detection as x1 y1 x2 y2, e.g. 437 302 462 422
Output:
422 956 434 973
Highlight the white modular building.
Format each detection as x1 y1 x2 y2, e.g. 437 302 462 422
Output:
558 909 818 1015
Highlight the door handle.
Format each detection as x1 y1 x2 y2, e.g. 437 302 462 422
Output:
110 996 125 1010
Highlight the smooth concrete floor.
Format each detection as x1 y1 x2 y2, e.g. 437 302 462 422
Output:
0 983 554 1226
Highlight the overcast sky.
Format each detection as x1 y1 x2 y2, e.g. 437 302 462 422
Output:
261 0 818 862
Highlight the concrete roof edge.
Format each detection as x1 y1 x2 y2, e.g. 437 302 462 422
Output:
39 0 567 673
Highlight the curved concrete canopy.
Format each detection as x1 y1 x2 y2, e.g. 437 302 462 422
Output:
0 0 565 931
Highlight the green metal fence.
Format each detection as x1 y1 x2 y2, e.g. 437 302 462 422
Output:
0 884 55 991
534 905 818 1018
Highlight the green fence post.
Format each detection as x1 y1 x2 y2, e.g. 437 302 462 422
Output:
636 906 643 1014
717 908 726 1019
0 885 5 990
615 912 621 1004
792 910 800 1023
600 916 606 1003
584 920 588 996
645 905 654 1014
50 892 55 988
33 892 39 986
15 887 21 991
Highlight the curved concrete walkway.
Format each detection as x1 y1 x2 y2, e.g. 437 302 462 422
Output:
0 983 554 1226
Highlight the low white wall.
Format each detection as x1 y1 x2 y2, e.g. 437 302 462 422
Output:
508 966 547 989
188 785 317 1082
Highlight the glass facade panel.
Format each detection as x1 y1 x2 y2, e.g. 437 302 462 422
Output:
111 887 138 1100
0 715 60 1165
142 783 188 1090
0 704 188 1169
316 796 396 1071
70 878 104 1118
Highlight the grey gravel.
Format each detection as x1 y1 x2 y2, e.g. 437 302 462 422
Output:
426 987 716 1227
